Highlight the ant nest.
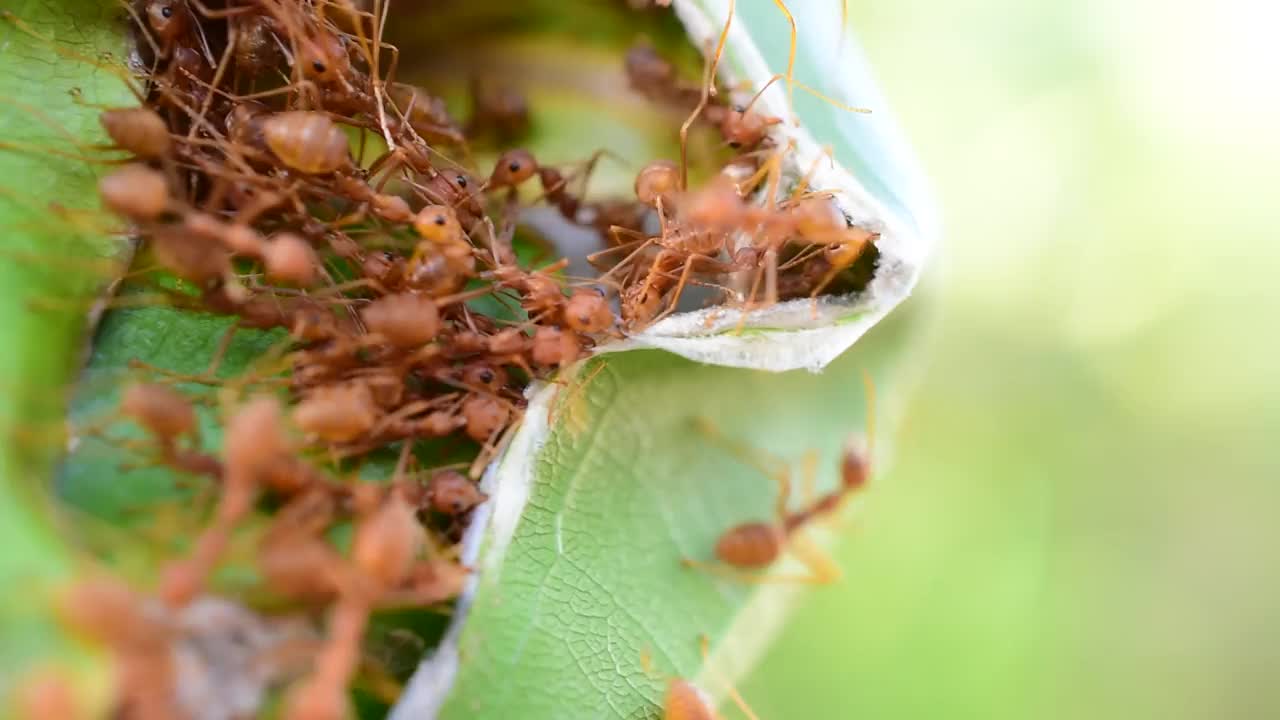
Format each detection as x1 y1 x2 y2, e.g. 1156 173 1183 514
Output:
12 0 896 717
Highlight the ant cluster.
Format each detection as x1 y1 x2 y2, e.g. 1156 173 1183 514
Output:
4 0 882 717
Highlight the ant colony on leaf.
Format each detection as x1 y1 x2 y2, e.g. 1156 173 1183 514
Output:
1 0 881 718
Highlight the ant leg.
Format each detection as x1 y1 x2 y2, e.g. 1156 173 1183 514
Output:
651 253 700 323
123 323 237 386
0 140 125 166
187 25 237 143
648 255 745 323
586 242 640 272
697 635 761 720
116 1 162 59
770 0 798 123
734 141 788 202
527 149 622 214
788 145 836 201
808 232 871 298
777 243 825 271
0 94 121 153
468 406 523 479
861 367 878 461
367 150 402 187
593 237 653 284
562 148 628 195
381 41 403 90
187 0 255 20
547 360 608 429
798 449 819 506
680 0 735 189
785 533 843 583
691 417 792 518
739 257 765 314
682 533 840 585
763 246 779 306
370 0 398 148
679 556 818 585
0 11 147 101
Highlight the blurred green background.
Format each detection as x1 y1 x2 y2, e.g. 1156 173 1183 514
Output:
743 0 1280 717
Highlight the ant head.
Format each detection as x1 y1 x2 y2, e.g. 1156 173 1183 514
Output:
791 196 846 241
361 250 403 285
411 204 463 244
564 288 614 334
489 149 537 187
720 106 781 151
634 159 679 207
299 32 350 85
146 0 185 43
461 394 510 442
462 363 506 392
427 470 486 515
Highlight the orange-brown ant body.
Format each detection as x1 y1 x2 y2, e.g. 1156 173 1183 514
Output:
687 373 876 584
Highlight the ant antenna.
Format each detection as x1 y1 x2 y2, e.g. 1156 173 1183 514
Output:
679 0 735 189
861 368 876 464
738 73 870 126
771 0 798 124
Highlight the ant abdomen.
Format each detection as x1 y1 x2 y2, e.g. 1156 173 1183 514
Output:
361 294 441 348
714 522 785 568
262 111 352 175
426 470 487 516
663 678 716 720
120 382 195 442
98 163 170 221
99 107 171 159
563 289 614 334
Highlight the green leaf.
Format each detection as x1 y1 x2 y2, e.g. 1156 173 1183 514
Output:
0 0 134 709
412 312 916 719
396 3 934 717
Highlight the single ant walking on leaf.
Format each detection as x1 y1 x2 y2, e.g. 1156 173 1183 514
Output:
684 370 876 584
